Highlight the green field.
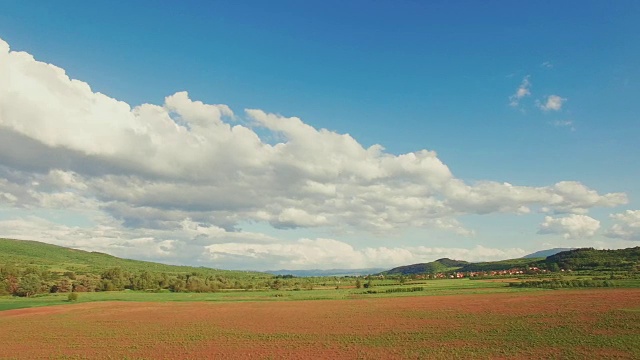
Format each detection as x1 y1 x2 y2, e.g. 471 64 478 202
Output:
2 238 639 359
2 238 640 313
2 277 635 312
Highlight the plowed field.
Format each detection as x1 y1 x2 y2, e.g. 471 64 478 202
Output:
1 289 639 359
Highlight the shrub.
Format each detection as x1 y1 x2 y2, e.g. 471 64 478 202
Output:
67 292 79 302
509 279 615 289
384 287 424 293
355 279 362 289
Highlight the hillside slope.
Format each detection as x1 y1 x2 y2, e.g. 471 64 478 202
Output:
546 247 640 271
381 247 640 275
0 238 276 296
0 238 267 279
383 258 469 275
523 248 574 258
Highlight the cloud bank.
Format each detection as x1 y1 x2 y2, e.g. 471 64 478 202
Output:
0 37 629 269
538 214 601 239
607 210 640 241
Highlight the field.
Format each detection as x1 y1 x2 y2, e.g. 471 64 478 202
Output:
0 278 531 312
1 288 639 359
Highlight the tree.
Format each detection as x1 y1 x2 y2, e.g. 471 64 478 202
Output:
304 280 314 290
50 278 72 293
186 276 207 292
101 267 128 290
363 279 373 289
1 275 19 296
270 279 283 290
355 278 362 289
17 273 42 297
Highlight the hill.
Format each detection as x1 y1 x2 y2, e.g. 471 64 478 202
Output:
0 238 265 278
458 257 545 272
266 268 386 277
0 238 271 296
381 247 640 276
383 258 469 275
545 247 640 271
523 248 574 258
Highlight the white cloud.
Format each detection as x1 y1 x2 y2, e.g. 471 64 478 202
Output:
538 214 601 239
0 214 524 270
0 36 630 269
444 180 625 215
206 239 526 270
541 61 553 69
509 76 531 107
538 95 566 111
606 210 640 241
0 215 279 265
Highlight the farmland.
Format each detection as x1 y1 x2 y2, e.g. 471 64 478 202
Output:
1 239 640 358
1 288 638 359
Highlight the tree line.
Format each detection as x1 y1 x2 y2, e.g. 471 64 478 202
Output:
0 264 275 297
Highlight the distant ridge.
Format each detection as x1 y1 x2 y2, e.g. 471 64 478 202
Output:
382 258 469 275
545 247 640 271
0 238 267 277
380 247 640 275
266 268 386 277
523 248 574 259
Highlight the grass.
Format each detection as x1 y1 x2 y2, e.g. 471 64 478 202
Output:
2 275 637 312
0 237 269 280
0 278 553 311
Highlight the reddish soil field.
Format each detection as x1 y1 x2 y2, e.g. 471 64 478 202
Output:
1 289 639 359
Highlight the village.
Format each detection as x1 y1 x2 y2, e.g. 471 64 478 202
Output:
406 266 571 280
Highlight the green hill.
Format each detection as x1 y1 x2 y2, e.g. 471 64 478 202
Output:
458 257 545 272
381 247 640 276
0 238 272 296
0 238 265 278
545 247 640 271
383 258 469 275
523 248 574 259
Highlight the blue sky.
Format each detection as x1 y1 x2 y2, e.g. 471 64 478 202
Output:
0 1 638 270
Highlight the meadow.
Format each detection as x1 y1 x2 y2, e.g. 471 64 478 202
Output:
1 288 638 359
0 278 521 311
2 240 639 358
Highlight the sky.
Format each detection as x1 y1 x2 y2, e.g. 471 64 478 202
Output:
0 1 639 270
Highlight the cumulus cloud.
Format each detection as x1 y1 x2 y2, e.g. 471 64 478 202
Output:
0 36 629 269
538 95 566 111
0 213 524 270
444 180 625 215
206 239 526 270
509 76 531 107
538 214 601 239
0 215 280 265
606 210 640 241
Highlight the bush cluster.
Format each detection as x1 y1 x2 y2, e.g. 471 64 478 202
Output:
509 279 615 289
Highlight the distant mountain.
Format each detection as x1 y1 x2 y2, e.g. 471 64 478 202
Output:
523 248 574 258
382 258 469 275
266 268 386 277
